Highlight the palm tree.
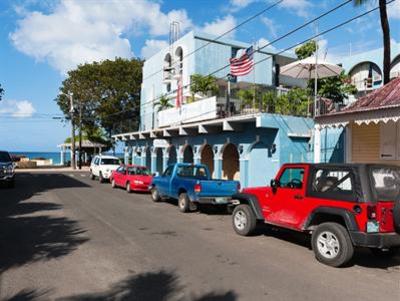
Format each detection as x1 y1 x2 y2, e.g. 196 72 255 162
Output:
155 95 173 112
354 0 391 84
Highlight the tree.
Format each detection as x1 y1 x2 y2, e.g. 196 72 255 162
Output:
190 74 219 99
56 58 143 144
316 71 357 104
354 0 391 84
0 84 4 101
155 94 173 112
237 89 255 109
295 40 317 60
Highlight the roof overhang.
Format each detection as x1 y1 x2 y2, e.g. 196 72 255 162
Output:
315 106 400 128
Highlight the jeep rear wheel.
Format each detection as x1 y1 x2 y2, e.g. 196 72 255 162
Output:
151 187 161 202
232 204 257 236
178 193 190 213
312 222 354 267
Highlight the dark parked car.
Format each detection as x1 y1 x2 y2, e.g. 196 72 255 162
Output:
0 151 15 188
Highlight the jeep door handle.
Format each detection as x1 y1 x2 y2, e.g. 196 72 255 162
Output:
294 194 303 200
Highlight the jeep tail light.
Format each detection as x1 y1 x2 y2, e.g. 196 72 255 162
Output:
194 183 202 193
367 205 377 219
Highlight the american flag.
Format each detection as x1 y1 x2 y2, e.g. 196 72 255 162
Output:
176 76 183 108
229 46 254 76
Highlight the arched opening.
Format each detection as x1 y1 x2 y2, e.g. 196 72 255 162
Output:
167 145 177 165
183 144 194 163
175 46 183 75
201 144 214 177
145 147 151 170
348 62 382 92
222 143 239 180
156 148 163 174
391 55 400 79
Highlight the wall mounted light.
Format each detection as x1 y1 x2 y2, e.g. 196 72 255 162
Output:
271 143 277 154
239 145 244 154
213 145 219 154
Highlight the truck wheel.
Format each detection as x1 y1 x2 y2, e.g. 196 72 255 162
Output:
178 193 190 213
312 222 354 267
232 204 257 236
99 172 104 183
151 187 161 202
126 182 132 193
370 247 399 258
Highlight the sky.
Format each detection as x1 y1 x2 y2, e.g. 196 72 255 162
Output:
0 0 399 152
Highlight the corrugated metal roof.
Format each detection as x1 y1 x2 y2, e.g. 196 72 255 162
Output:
321 77 400 117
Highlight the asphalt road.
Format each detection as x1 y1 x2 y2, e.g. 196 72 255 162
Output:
0 172 399 301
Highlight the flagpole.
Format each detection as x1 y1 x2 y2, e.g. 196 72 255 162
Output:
253 41 256 110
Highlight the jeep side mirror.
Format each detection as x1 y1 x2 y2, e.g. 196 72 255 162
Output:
270 179 279 193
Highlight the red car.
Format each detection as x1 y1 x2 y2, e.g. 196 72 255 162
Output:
231 163 400 267
110 165 153 193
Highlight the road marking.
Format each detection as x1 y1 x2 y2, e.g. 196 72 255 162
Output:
80 174 86 177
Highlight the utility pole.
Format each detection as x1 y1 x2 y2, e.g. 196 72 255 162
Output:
78 101 82 170
69 92 76 170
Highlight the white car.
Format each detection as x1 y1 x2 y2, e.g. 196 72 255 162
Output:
90 155 121 183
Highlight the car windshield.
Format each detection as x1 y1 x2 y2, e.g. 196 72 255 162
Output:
0 151 11 163
176 166 208 179
370 166 400 201
101 158 120 165
128 167 151 176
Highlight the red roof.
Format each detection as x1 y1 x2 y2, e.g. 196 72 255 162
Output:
324 77 400 116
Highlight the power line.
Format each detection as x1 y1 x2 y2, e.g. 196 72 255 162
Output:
142 0 284 81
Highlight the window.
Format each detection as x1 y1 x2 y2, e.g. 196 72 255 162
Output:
370 167 400 201
177 166 208 179
94 157 100 165
310 168 357 201
117 166 126 174
163 166 174 177
101 158 120 165
278 168 304 189
128 167 151 176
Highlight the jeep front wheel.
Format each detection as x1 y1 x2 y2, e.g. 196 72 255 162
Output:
312 222 354 267
232 204 257 236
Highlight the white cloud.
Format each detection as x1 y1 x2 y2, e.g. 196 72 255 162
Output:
10 0 193 74
141 39 169 59
388 1 400 19
199 15 237 38
0 100 36 118
258 38 276 50
229 0 256 9
260 17 278 38
279 0 312 18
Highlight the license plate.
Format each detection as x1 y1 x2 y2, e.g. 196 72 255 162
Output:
215 197 229 204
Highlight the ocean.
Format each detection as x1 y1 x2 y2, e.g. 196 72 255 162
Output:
10 152 125 165
10 152 70 165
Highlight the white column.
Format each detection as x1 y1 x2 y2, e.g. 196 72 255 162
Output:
345 125 352 163
313 124 321 163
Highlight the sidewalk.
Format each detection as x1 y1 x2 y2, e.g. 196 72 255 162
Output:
16 166 90 173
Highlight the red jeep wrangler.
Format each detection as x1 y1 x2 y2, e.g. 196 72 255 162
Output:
231 163 400 267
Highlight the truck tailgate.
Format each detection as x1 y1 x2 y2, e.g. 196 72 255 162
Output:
198 180 239 197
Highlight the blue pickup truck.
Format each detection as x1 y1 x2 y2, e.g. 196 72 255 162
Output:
150 163 240 212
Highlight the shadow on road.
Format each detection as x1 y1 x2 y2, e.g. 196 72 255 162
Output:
0 173 89 273
59 270 237 301
259 225 400 269
4 270 237 301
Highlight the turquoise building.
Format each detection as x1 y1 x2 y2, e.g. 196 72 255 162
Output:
114 30 317 187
